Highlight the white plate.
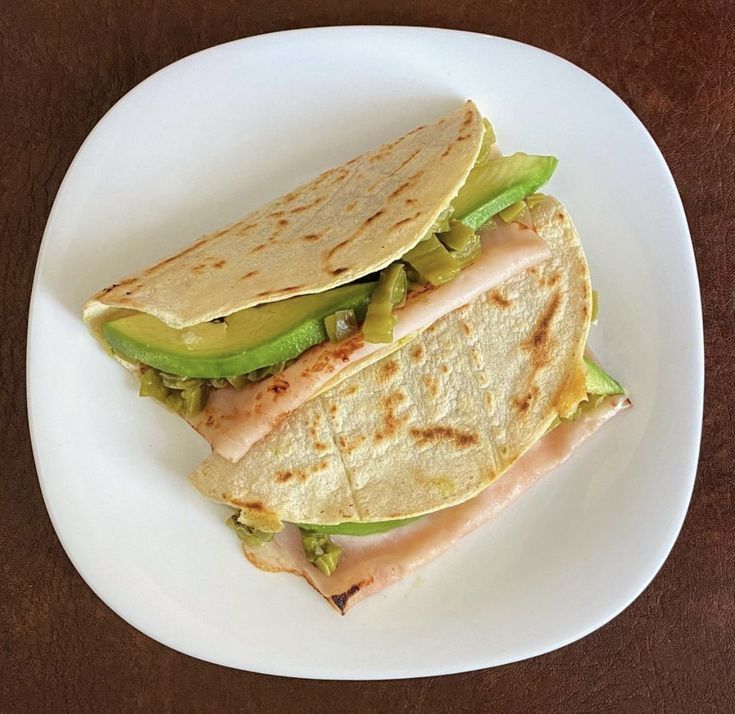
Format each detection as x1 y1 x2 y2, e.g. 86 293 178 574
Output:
28 27 703 678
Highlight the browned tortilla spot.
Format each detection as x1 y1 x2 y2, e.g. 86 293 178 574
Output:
364 209 384 225
512 385 540 414
239 270 259 281
332 267 348 275
375 391 406 439
229 499 265 511
378 359 399 381
522 291 561 370
489 290 511 308
409 425 479 448
302 233 320 242
410 344 424 361
212 259 226 269
421 375 439 397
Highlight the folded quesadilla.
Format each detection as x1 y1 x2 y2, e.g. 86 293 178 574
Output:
190 196 629 612
83 102 560 460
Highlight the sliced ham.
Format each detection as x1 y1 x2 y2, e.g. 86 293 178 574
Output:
241 395 630 614
190 222 551 462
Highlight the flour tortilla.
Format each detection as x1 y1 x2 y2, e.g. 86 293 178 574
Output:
83 101 484 335
190 197 592 531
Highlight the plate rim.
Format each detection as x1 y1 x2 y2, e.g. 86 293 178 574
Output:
27 25 704 679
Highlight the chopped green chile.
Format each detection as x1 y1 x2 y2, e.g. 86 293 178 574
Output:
402 236 460 287
227 515 275 548
324 308 358 343
138 368 211 417
139 368 168 401
161 373 204 391
439 220 476 251
299 529 342 576
498 200 526 223
226 374 249 390
363 263 407 343
525 192 547 209
449 231 482 270
181 384 209 417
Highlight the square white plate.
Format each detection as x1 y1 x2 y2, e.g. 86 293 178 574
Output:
28 27 702 678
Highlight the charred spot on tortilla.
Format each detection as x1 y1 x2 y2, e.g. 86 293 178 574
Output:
249 243 267 254
489 290 512 308
290 197 325 214
331 267 349 276
392 210 423 230
239 270 259 281
276 470 294 483
302 233 321 242
408 425 480 448
523 291 561 370
231 499 265 512
364 209 384 225
378 359 399 381
212 259 226 269
409 344 424 361
513 385 540 414
421 375 439 397
377 391 406 439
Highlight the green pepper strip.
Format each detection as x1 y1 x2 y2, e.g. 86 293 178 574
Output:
362 263 407 344
402 235 459 287
227 515 274 548
324 308 358 343
299 529 342 576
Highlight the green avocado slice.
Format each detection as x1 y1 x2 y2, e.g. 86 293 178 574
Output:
453 152 558 230
296 515 423 536
103 282 375 378
584 356 625 396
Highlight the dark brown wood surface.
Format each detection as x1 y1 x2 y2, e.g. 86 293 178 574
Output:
1 1 732 711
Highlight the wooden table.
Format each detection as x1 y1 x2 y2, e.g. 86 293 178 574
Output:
2 2 732 710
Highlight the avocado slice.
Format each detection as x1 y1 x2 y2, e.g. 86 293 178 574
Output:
584 356 625 396
453 152 558 230
296 515 423 536
103 282 375 378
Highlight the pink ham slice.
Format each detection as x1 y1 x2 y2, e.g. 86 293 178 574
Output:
241 395 630 613
190 222 551 462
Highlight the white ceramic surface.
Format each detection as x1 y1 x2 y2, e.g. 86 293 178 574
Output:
28 27 702 678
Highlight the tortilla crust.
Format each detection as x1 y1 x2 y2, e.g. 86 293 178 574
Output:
83 101 484 333
190 196 592 529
